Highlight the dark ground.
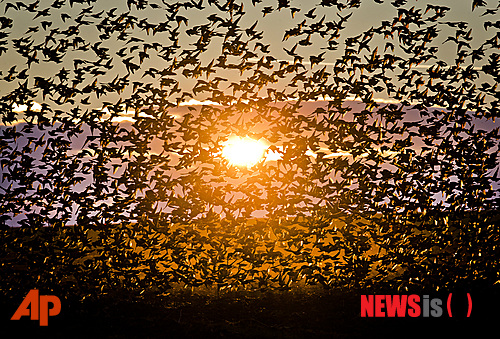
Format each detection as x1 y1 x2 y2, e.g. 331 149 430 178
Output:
1 286 498 338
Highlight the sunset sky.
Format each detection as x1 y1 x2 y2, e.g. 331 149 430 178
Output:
0 0 496 114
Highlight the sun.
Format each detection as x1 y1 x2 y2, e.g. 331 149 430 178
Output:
222 136 268 167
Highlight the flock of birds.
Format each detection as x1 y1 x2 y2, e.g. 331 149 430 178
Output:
0 0 499 295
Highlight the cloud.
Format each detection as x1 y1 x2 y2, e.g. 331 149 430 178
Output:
1 102 44 126
12 102 42 113
179 99 222 106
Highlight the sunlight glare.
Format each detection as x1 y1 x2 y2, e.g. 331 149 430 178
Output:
222 136 268 167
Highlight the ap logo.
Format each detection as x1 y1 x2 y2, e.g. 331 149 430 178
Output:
11 289 61 326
